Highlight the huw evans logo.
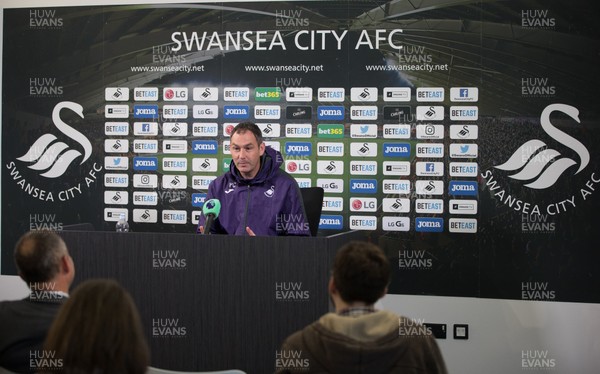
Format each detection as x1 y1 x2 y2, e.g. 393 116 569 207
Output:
481 104 599 217
521 77 556 98
15 102 91 178
398 250 433 270
29 9 63 29
275 350 310 371
521 9 555 29
30 78 63 97
275 282 309 301
521 350 556 370
29 350 63 371
275 9 310 27
152 318 187 337
152 250 187 269
521 282 555 301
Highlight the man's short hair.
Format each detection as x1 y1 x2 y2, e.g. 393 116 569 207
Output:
231 121 263 144
14 231 68 284
332 241 391 304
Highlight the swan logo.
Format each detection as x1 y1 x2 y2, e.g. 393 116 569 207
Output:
17 102 92 178
494 104 589 189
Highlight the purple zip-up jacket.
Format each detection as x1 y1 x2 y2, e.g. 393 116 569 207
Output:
197 146 310 236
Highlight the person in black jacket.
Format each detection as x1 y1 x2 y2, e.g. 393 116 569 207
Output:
0 231 75 373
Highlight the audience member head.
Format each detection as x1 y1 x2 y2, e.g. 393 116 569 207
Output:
43 279 150 374
329 241 391 310
14 230 75 292
231 121 264 145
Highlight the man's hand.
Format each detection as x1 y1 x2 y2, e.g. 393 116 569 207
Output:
198 226 204 234
245 226 256 236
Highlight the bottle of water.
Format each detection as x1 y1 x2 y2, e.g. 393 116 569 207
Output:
115 213 129 232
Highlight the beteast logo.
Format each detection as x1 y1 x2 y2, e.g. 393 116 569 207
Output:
16 102 91 178
494 104 589 189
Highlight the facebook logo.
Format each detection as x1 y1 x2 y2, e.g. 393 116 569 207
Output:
142 123 150 132
426 163 435 172
460 88 469 98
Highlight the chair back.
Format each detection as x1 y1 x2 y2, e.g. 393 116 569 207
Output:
300 187 324 236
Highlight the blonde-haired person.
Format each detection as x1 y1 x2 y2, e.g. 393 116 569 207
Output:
41 279 149 374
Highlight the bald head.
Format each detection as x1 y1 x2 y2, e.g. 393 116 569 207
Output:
14 231 69 285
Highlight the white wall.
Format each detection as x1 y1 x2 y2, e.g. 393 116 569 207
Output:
0 275 29 301
381 294 600 373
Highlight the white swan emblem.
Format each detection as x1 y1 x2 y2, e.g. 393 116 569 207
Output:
494 103 589 189
17 101 92 178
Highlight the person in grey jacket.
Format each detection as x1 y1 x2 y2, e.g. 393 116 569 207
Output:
275 241 448 374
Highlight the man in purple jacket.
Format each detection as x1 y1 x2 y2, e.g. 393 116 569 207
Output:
197 122 310 236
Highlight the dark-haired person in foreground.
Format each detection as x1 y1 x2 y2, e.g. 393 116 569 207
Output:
41 279 150 374
0 231 75 373
197 121 309 236
275 241 448 374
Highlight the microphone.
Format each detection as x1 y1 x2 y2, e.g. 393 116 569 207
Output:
202 199 221 234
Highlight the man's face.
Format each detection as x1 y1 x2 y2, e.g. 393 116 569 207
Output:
230 130 265 179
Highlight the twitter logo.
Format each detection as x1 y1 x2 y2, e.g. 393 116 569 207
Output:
460 145 470 153
360 125 369 134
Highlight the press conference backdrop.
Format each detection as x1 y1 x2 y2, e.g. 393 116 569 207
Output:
2 1 599 303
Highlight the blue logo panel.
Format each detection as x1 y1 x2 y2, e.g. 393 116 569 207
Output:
192 140 218 154
319 215 343 230
191 193 207 207
350 179 377 194
223 105 250 119
133 157 158 171
415 218 444 232
449 181 478 196
317 106 345 120
285 142 312 156
133 105 159 119
383 143 411 157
